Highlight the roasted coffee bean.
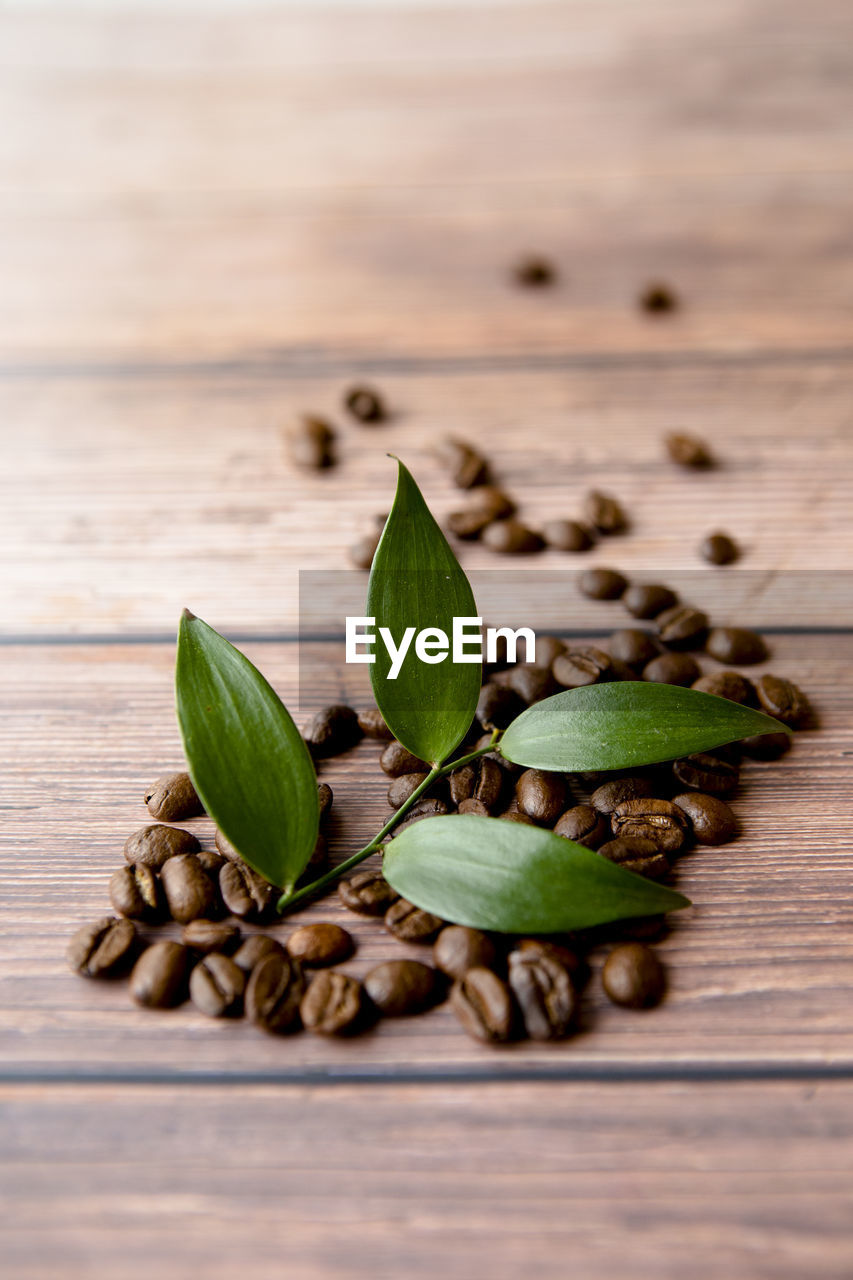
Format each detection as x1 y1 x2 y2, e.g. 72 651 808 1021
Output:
338 868 399 916
300 834 329 886
656 604 709 647
513 255 555 287
245 950 305 1034
344 384 384 423
607 629 659 669
451 968 513 1043
68 916 137 977
522 634 566 669
433 925 497 980
287 923 353 968
380 740 429 776
598 837 669 879
433 436 489 489
477 682 525 730
553 646 613 689
554 804 609 848
305 704 362 758
642 652 701 686
364 960 437 1016
482 519 544 554
161 854 218 924
301 972 364 1036
317 782 334 822
196 850 227 878
385 898 444 943
506 664 556 704
611 798 688 854
665 430 710 467
386 772 430 809
190 953 246 1018
701 531 739 565
499 810 537 825
584 490 627 535
449 757 505 812
349 530 380 570
623 583 678 620
740 731 792 759
213 828 241 862
578 567 628 600
508 948 576 1040
448 487 516 539
755 674 806 727
516 769 568 825
219 861 275 922
672 752 739 795
144 772 203 822
447 507 495 540
109 863 163 922
232 934 286 974
590 776 656 816
672 792 737 845
357 705 394 739
129 941 190 1008
286 416 335 469
706 627 767 665
542 519 594 552
641 283 678 314
457 798 489 815
517 938 584 982
182 919 241 956
602 943 665 1008
692 671 755 704
393 798 450 835
124 824 200 870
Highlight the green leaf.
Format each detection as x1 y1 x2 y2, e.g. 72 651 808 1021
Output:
499 680 790 772
366 459 481 765
175 611 319 893
383 814 690 932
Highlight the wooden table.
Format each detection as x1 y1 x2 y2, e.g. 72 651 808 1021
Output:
2 3 853 1276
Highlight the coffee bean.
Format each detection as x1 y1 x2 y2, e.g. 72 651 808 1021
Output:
482 519 544 554
124 824 200 870
447 507 495 540
672 752 739 795
590 776 656 815
364 960 437 1016
245 950 305 1034
448 487 516 539
190 953 246 1018
553 804 609 848
434 436 489 489
755 674 806 727
449 757 505 812
232 934 286 973
433 925 497 980
552 646 614 689
477 682 525 730
740 731 792 760
602 943 665 1008
144 772 203 822
664 430 710 467
287 923 353 967
641 283 678 314
507 664 557 704
161 854 218 923
196 850 227 878
611 798 688 854
578 567 628 600
219 861 275 922
598 837 669 879
357 705 394 739
508 948 576 1040
516 938 584 982
642 652 701 686
109 864 164 922
386 771 429 809
385 898 444 943
68 916 137 977
393 798 450 834
692 671 755 704
706 627 767 665
349 530 380 570
513 256 555 287
129 941 190 1008
499 810 537 825
305 704 362 758
516 769 568 825
317 782 334 822
457 798 488 815
450 968 514 1043
542 519 594 552
301 971 364 1035
339 868 399 916
701 531 739 565
380 740 429 777
656 604 709 647
623 583 678 620
607 629 660 669
672 792 737 845
182 919 241 956
584 491 627 535
522 634 567 670
286 416 335 470
344 384 384 423
213 828 241 862
299 833 329 882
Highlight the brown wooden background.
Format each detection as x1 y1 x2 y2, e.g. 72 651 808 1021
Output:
2 3 853 1276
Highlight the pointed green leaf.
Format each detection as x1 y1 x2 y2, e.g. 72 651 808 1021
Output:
499 680 790 772
366 460 481 765
383 814 689 932
175 611 319 893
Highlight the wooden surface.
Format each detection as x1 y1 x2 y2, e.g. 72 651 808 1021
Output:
2 2 853 1276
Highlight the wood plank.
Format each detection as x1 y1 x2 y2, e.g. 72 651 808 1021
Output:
2 1080 852 1278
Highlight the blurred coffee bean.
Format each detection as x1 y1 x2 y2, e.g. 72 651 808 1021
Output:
457 798 488 815
380 740 429 776
190 954 246 1018
584 490 627 534
701 531 739 565
598 837 669 879
513 255 555 287
508 948 576 1040
656 605 709 647
344 384 384 423
579 567 628 600
144 772 203 822
385 898 444 943
109 864 163 922
672 792 738 844
305 704 363 758
448 487 516 539
482 519 544 554
68 916 137 978
542 519 594 552
611 798 688 854
182 919 241 956
232 934 286 974
161 854 218 924
602 943 665 1007
286 416 335 470
706 627 767 665
552 646 614 689
301 971 364 1035
124 824 200 870
339 868 399 916
664 431 710 467
393 798 450 835
692 671 755 704
477 682 525 730
364 960 437 1017
358 705 394 739
755 675 807 727
521 634 566 669
433 925 497 980
245 951 305 1034
623 583 678 620
196 850 227 878
287 923 353 968
642 652 701 686
317 782 334 822
607 629 659 669
507 664 556 704
219 861 275 922
516 769 568 825
672 752 739 795
554 804 609 848
387 772 430 809
129 941 190 1009
641 283 678 314
451 968 514 1042
434 436 489 489
517 938 584 984
499 810 537 825
740 731 792 760
349 530 380 570
214 828 241 862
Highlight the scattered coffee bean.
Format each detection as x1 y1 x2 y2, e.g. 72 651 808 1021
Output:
590 777 655 816
380 740 429 776
232 934 286 973
451 967 514 1043
213 828 241 862
344 384 384 423
672 792 738 845
182 919 241 956
301 971 363 1035
706 627 767 665
553 646 614 688
393 798 450 833
598 837 669 879
448 487 516 539
287 923 354 967
305 704 363 758
449 757 505 812
458 798 490 815
364 960 437 1016
642 652 701 686
109 863 163 922
623 583 678 620
477 681 525 730
482 519 544 554
554 804 609 848
286 416 335 470
245 950 305 1034
656 604 709 647
68 916 138 977
349 530 380 570
579 567 628 600
522 634 566 670
611 798 688 854
386 771 430 809
385 898 444 943
161 854 218 924
607 629 659 669
692 671 755 704
542 519 594 552
516 769 568 825
339 868 399 916
641 283 678 314
196 850 227 878
584 490 627 534
190 953 246 1018
433 925 497 980
357 705 394 739
300 834 329 884
755 674 806 727
664 430 710 467
506 664 556 704
499 810 537 825
701 531 739 565
513 255 555 287
124 824 200 871
602 943 665 1008
508 948 576 1040
447 507 495 540
740 731 792 760
219 861 275 922
434 436 489 489
144 772 203 822
129 940 190 1009
317 782 334 821
517 938 584 982
672 752 739 795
